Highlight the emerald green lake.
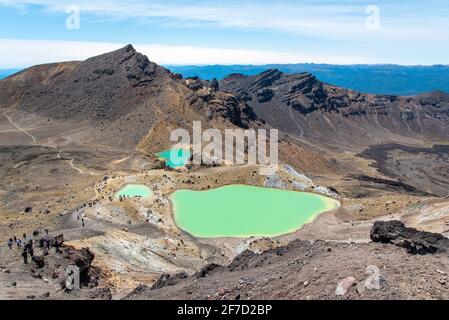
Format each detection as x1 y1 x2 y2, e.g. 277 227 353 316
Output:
156 148 191 168
115 184 153 199
172 185 340 238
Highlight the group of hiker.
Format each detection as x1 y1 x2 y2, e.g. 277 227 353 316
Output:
118 195 130 202
21 239 35 264
7 235 23 250
6 203 90 265
6 228 56 264
76 210 86 228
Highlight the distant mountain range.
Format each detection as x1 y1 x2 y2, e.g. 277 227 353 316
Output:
167 64 449 96
3 64 449 96
0 69 20 80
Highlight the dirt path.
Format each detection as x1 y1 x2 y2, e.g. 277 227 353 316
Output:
111 157 131 166
3 113 96 176
4 114 38 144
68 158 85 174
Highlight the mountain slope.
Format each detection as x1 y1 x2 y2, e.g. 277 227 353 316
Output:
2 46 449 299
0 45 261 215
167 64 449 96
126 226 449 300
0 45 256 152
220 69 449 151
1 46 448 197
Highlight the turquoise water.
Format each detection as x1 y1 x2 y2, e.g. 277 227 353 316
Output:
115 184 153 199
172 184 340 238
157 148 191 168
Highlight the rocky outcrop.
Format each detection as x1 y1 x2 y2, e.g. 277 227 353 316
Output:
195 263 222 278
150 271 188 290
252 69 283 89
220 69 449 149
62 246 100 287
210 78 219 91
182 75 258 128
184 76 203 91
222 70 328 114
29 234 101 289
206 93 258 128
256 88 274 103
370 220 449 254
126 284 151 298
227 249 259 272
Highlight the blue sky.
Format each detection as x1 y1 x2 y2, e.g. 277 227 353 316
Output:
1 0 449 67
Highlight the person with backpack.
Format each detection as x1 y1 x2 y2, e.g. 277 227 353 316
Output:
21 248 28 264
7 238 13 250
26 239 34 257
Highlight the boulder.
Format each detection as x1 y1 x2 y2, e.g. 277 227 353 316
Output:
150 271 189 290
195 264 221 278
62 247 99 287
370 220 449 254
32 256 46 269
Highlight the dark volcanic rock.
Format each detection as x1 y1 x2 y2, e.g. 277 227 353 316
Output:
195 263 222 278
357 144 449 197
150 271 189 290
127 283 150 297
228 250 258 271
207 94 258 129
210 78 219 91
184 76 203 91
220 69 449 150
256 88 274 103
62 247 100 287
355 175 432 196
370 220 449 254
253 69 283 89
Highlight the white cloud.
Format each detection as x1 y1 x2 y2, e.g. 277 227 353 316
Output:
1 0 448 41
0 39 383 68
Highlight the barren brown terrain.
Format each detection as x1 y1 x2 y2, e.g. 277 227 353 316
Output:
0 46 448 300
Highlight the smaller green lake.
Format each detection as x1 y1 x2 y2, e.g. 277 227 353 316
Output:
157 148 191 168
172 185 340 238
115 184 153 199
